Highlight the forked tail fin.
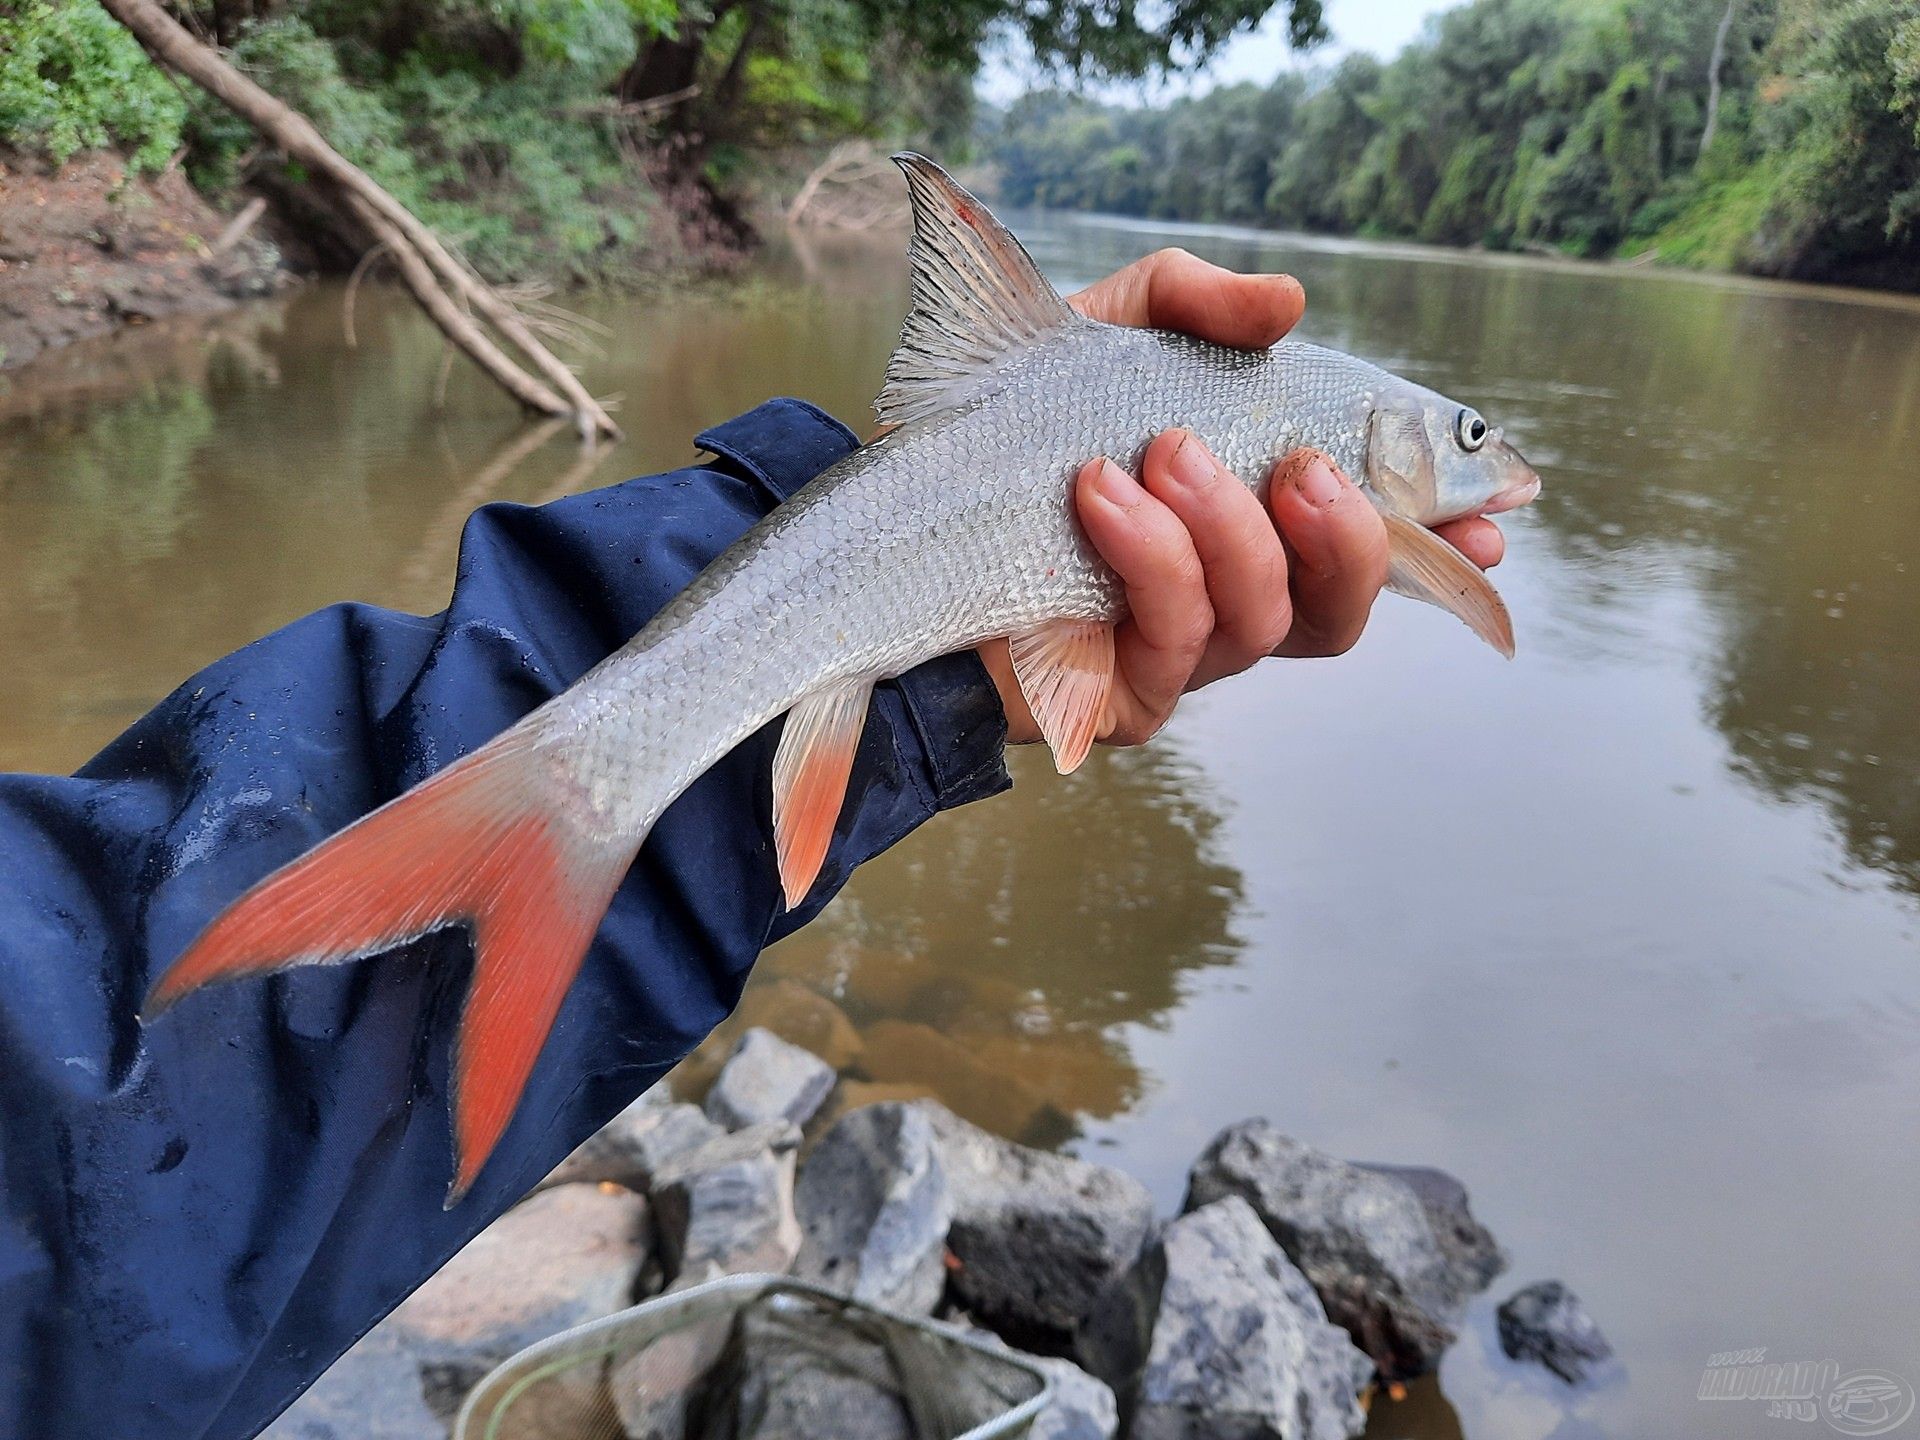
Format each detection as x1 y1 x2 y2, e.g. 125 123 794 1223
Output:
142 730 640 1204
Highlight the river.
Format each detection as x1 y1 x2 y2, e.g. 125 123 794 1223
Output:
4 211 1919 1438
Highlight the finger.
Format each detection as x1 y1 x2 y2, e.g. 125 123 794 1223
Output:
1069 248 1305 350
1136 430 1292 687
1074 458 1213 743
1434 516 1505 570
1267 448 1391 659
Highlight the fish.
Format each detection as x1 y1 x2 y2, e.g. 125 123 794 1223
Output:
143 154 1542 1202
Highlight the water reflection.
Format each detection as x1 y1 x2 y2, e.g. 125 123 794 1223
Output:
693 741 1244 1141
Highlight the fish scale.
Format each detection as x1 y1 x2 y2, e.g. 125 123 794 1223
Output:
145 154 1541 1202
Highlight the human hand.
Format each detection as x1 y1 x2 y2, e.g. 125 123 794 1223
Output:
979 248 1505 748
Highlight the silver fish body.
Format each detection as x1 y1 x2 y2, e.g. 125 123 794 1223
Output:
146 155 1541 1202
550 324 1440 838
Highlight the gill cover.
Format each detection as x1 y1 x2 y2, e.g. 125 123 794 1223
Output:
1367 407 1518 658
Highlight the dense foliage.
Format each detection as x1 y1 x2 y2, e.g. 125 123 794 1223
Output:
1 0 1323 284
0 0 189 169
990 0 1920 287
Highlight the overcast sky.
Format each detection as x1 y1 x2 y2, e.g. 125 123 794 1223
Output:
979 0 1451 104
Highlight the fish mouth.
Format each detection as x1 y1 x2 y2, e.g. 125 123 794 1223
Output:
1482 474 1542 516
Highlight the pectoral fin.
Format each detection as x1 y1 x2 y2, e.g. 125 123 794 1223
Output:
1009 619 1115 773
1382 512 1516 658
772 678 873 908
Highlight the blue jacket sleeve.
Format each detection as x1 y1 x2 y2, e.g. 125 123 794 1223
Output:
0 398 1011 1440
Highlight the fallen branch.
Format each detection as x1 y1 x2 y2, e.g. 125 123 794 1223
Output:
209 195 266 257
341 239 388 348
99 0 620 441
787 142 909 230
335 190 570 418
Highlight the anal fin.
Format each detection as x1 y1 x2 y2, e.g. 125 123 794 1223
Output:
1009 619 1115 774
1382 512 1516 658
772 678 873 908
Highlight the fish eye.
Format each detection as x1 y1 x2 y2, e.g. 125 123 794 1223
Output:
1455 408 1489 452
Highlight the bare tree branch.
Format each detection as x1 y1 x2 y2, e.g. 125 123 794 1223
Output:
98 0 621 440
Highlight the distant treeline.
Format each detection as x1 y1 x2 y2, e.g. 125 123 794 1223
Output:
986 0 1920 288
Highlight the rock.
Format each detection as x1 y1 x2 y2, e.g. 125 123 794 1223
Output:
1496 1281 1614 1384
863 1021 1055 1140
696 1305 914 1440
1184 1121 1503 1381
651 1123 803 1284
733 979 864 1071
387 1183 650 1426
916 1100 1153 1348
795 1102 951 1315
1079 1198 1371 1440
541 1094 724 1194
806 1080 940 1149
611 1323 734 1440
704 1028 837 1132
1358 1162 1507 1299
1026 1353 1121 1440
258 1331 443 1440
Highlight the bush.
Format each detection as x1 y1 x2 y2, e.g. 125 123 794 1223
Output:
183 11 660 285
0 0 189 170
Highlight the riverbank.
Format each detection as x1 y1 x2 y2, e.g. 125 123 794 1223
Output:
0 148 283 370
262 1010 1614 1440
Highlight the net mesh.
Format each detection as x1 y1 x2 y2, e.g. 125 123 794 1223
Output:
455 1274 1050 1440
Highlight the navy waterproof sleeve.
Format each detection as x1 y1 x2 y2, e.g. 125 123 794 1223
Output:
0 399 1011 1440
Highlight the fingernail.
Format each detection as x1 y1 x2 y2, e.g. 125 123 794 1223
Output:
1166 433 1216 491
1093 459 1139 507
1291 454 1343 508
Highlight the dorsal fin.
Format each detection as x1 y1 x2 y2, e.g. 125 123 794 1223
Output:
877 153 1077 426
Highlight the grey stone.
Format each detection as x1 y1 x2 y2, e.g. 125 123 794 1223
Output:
1023 1354 1120 1440
388 1183 649 1427
1497 1281 1614 1384
916 1100 1152 1348
1079 1197 1371 1440
258 1331 444 1440
705 1028 837 1132
541 1094 724 1194
1185 1121 1504 1380
695 1306 913 1440
795 1102 951 1315
652 1122 803 1284
611 1322 734 1440
1359 1162 1507 1299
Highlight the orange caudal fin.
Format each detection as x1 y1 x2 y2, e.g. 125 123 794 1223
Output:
142 730 640 1204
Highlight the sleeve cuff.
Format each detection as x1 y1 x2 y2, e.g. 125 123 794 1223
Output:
892 649 1012 812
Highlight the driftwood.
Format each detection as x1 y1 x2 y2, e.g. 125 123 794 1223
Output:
786 143 910 230
99 0 620 440
208 195 266 257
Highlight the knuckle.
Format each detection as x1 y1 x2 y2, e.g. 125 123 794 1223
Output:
1251 607 1294 658
1172 601 1216 658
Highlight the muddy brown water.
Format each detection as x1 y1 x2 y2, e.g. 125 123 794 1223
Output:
4 213 1919 1438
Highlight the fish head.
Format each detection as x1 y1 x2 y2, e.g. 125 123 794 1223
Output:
1362 383 1541 526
